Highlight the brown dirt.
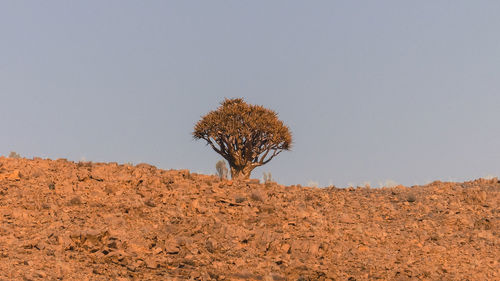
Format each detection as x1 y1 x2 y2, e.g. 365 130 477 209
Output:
0 157 498 281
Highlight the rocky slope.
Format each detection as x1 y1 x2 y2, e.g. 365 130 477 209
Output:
0 157 498 280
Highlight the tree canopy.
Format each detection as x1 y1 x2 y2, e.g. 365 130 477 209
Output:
193 98 292 180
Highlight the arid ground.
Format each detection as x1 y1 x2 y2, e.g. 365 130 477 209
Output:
0 157 498 280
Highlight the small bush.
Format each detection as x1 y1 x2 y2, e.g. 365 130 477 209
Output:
9 151 21 159
307 180 319 188
215 160 228 180
407 194 417 203
250 190 265 202
263 172 273 184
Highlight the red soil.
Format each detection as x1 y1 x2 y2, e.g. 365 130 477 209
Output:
0 157 498 280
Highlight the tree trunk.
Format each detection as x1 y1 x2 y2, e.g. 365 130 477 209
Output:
230 165 255 180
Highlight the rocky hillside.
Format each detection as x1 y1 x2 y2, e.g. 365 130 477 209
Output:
0 157 498 280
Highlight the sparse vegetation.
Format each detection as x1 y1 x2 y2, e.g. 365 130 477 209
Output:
250 190 265 202
215 160 228 180
407 194 417 203
307 180 319 188
263 172 273 184
193 98 292 180
0 157 497 280
379 179 398 188
8 151 21 159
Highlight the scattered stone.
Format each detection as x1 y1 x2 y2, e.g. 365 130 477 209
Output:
145 258 158 269
206 238 217 253
152 247 163 255
144 198 156 207
0 157 497 280
7 170 21 181
165 245 180 255
235 196 247 203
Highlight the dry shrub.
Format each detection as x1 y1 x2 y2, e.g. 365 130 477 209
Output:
251 190 265 202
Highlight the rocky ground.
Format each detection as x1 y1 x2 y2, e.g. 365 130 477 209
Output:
0 157 498 281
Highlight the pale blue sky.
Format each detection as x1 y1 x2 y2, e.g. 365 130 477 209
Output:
1 1 499 187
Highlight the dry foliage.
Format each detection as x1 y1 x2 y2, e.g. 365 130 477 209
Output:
194 98 291 179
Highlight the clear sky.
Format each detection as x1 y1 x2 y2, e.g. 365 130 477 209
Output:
1 1 499 187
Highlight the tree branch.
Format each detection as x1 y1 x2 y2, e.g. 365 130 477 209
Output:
205 137 230 161
262 149 282 165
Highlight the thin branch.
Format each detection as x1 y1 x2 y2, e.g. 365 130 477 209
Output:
205 138 222 154
262 149 282 165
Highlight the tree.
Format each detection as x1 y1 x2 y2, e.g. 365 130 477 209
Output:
193 98 292 180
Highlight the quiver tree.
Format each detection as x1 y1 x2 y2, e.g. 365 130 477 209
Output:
193 98 292 180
